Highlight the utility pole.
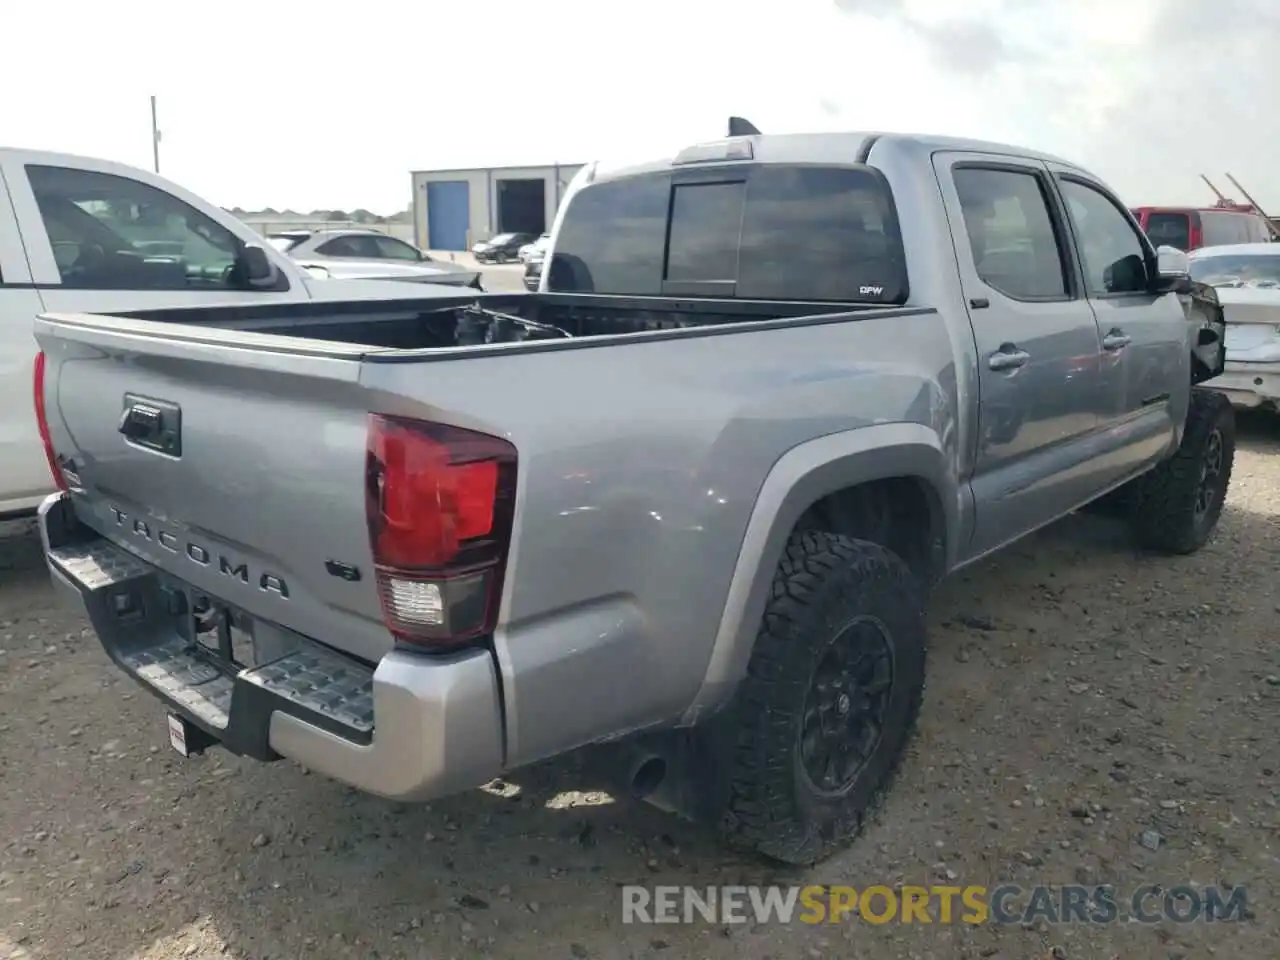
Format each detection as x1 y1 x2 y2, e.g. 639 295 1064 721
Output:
150 96 161 173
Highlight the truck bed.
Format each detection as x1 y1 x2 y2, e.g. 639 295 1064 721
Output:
99 291 888 353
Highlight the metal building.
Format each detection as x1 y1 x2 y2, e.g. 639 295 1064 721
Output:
411 163 585 252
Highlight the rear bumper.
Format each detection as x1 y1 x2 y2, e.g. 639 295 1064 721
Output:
1202 363 1280 410
38 493 505 802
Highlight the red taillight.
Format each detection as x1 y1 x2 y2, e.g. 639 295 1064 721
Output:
32 351 68 493
365 414 517 649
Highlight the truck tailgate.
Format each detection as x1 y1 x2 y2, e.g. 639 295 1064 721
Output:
34 312 395 663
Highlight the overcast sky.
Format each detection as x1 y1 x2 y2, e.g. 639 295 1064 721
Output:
3 0 1276 215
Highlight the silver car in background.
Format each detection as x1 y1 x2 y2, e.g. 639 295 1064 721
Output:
268 229 482 289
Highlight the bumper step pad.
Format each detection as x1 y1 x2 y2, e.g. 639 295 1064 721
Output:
243 647 375 735
123 638 235 730
50 539 152 591
48 539 376 759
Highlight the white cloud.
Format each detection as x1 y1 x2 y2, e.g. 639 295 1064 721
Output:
1 0 1274 213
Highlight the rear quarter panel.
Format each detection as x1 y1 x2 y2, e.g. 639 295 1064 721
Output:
363 311 967 766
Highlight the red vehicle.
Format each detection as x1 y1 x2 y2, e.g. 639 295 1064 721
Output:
1130 205 1273 251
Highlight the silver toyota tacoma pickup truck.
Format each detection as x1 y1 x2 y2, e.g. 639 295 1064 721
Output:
34 129 1232 866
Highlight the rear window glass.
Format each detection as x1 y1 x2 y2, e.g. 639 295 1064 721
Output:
547 165 907 303
1143 212 1191 250
666 181 744 282
1202 211 1272 246
1244 217 1270 243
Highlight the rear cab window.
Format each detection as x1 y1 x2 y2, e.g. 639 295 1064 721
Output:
1143 211 1192 250
547 164 907 304
1201 213 1243 247
1244 217 1270 243
1205 212 1271 246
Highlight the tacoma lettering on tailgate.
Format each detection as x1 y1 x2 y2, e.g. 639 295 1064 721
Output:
108 506 290 598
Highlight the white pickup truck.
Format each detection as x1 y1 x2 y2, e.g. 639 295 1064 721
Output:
0 148 478 518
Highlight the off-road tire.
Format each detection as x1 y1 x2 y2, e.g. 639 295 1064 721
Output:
1130 389 1235 554
711 531 927 866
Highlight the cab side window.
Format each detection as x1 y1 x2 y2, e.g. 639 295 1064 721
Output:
317 235 380 258
1058 179 1151 295
26 164 243 290
372 235 425 261
1201 212 1240 246
1244 216 1270 243
952 167 1070 300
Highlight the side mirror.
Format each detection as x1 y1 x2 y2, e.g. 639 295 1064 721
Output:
238 243 280 289
1152 245 1192 294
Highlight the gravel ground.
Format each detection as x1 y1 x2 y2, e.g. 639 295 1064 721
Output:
1 410 1277 960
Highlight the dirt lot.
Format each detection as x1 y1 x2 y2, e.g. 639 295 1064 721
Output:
1 415 1277 960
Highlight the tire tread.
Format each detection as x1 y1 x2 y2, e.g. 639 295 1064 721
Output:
1130 390 1235 555
715 531 926 865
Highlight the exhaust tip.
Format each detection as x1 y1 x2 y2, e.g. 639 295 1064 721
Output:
629 755 667 800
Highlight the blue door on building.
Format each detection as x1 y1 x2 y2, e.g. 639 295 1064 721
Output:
426 181 470 251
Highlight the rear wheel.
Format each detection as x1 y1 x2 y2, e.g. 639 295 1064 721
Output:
1130 389 1235 554
710 531 926 865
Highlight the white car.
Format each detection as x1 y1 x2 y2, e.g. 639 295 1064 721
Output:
1189 242 1280 412
0 148 486 518
518 233 550 263
268 229 481 287
268 229 465 269
293 258 482 288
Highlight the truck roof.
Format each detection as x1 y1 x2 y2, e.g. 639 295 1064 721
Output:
0 146 154 171
588 131 1088 183
0 147 209 201
1133 205 1268 217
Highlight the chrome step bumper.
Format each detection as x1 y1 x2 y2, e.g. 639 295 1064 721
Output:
39 492 504 802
